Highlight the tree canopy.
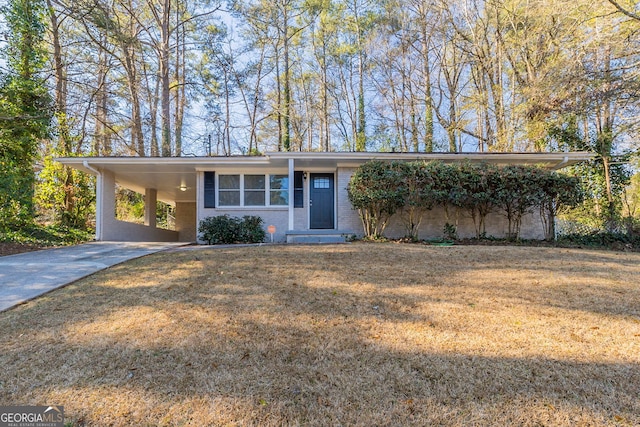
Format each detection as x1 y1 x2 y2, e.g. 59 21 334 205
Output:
0 0 638 232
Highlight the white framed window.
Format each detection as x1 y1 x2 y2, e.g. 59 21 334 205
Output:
216 174 289 207
244 175 266 206
270 175 289 206
218 175 240 206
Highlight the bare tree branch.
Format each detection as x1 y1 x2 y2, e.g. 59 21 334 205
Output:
607 0 640 21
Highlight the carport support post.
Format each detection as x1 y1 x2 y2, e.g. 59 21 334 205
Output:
145 188 157 228
100 169 117 241
94 171 103 241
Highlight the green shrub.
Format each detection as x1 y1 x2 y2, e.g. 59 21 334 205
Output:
238 215 266 243
443 222 458 240
455 162 499 239
347 160 406 239
556 232 640 249
539 173 584 241
348 160 586 241
198 215 266 245
492 165 545 240
399 161 447 241
198 215 238 244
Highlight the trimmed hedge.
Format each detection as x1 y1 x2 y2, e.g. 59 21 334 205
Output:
346 160 406 239
198 215 266 245
347 160 583 241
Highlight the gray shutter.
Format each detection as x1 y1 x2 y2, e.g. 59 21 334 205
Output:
204 172 215 208
294 171 304 208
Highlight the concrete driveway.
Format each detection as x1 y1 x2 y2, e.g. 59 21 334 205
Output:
0 241 185 312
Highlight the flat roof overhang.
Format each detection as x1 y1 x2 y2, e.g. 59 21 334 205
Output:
56 156 274 204
57 151 594 204
265 151 595 168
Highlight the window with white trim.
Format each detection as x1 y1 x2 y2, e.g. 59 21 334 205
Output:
218 175 240 206
270 175 289 206
244 175 265 206
216 174 289 207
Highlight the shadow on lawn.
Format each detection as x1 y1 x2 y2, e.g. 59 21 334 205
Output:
0 310 638 425
234 244 640 320
0 244 639 425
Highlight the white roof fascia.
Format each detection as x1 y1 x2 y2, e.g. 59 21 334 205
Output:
57 156 271 166
57 151 595 173
266 150 593 160
268 151 594 170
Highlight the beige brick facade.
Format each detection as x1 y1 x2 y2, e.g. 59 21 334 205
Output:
175 202 197 242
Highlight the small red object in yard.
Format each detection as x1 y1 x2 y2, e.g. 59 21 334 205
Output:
267 225 276 234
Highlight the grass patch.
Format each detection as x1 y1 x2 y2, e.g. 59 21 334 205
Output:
1 244 639 426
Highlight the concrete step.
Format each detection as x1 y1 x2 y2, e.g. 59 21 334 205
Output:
286 231 349 244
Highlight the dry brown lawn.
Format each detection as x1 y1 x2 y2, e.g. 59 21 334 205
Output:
1 243 639 426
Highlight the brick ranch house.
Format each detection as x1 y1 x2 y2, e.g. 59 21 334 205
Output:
57 151 593 243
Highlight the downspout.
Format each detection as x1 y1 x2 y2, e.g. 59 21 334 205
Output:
83 161 103 241
553 156 569 170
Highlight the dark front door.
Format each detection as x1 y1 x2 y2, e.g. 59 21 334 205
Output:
310 173 335 229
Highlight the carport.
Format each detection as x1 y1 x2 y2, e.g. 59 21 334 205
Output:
57 157 201 242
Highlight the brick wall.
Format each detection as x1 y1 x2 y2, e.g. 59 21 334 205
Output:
175 202 197 242
336 167 362 232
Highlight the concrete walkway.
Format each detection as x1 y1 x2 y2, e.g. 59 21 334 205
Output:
0 241 185 312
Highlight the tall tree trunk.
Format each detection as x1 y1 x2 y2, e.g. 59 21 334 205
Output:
225 70 231 155
282 1 291 151
492 14 508 151
47 0 66 150
354 0 366 152
95 35 111 156
274 39 283 151
421 17 433 152
146 61 160 157
316 20 330 152
322 37 330 151
410 98 418 152
47 0 75 222
596 46 617 226
243 43 265 153
174 3 185 157
160 0 171 156
117 2 145 156
303 78 313 151
123 43 144 156
356 53 366 151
